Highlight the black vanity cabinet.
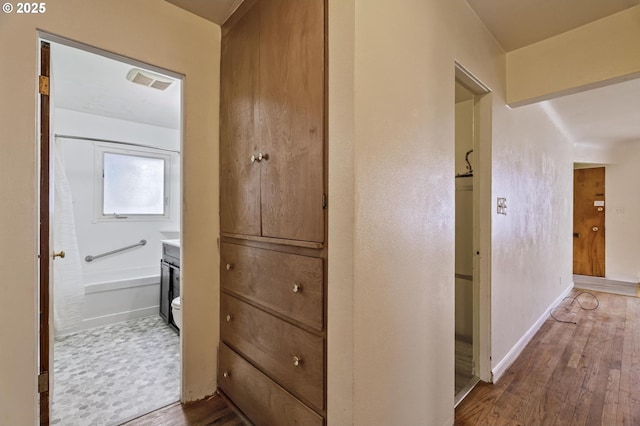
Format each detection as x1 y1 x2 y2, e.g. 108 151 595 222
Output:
160 242 180 333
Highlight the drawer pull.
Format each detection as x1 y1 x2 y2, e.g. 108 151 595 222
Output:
225 263 234 271
293 356 302 367
292 283 302 293
226 314 233 322
223 371 231 379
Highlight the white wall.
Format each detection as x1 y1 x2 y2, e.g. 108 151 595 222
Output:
54 109 180 333
0 2 219 423
575 141 640 282
345 1 573 424
55 109 180 282
490 101 574 373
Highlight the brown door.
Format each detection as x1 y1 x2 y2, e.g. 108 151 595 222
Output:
259 0 325 243
573 167 605 276
39 40 51 425
219 4 261 237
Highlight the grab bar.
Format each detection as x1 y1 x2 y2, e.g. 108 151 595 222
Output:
85 239 147 262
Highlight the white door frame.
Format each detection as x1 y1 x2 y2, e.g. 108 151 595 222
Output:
455 62 493 383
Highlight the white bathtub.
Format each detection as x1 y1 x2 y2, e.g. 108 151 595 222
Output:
56 266 160 336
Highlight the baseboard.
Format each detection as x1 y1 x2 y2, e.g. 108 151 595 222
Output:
491 283 574 382
56 306 159 337
573 274 639 297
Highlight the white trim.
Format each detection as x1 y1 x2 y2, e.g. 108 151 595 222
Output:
55 307 160 337
491 283 574 382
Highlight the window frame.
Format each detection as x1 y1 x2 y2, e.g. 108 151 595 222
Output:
93 143 172 222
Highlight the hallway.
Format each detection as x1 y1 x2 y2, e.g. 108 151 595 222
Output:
455 289 640 425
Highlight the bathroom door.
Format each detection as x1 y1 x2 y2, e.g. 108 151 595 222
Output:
38 39 52 425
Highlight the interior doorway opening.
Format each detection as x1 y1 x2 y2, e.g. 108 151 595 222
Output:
453 63 492 406
39 34 184 425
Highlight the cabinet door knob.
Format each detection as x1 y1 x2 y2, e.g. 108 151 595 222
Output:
293 356 302 367
225 263 234 271
292 283 302 293
223 371 230 379
258 152 269 161
226 314 233 322
250 154 257 163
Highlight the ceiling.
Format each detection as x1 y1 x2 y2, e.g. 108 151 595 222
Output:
52 43 181 130
164 0 243 25
466 0 640 52
51 1 640 148
462 0 640 147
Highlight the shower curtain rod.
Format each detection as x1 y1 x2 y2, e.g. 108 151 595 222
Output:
54 134 180 154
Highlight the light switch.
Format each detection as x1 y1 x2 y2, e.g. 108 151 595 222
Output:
497 197 507 215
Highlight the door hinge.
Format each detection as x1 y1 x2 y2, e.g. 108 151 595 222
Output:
38 372 49 393
322 193 327 209
39 76 49 96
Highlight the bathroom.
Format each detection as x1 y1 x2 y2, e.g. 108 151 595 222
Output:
49 40 183 425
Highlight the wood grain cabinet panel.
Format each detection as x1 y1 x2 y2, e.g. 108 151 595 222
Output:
219 0 326 423
220 3 261 237
221 294 324 410
220 0 325 244
221 242 323 331
259 0 325 243
218 343 324 426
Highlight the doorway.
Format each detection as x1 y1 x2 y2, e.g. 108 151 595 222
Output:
573 166 606 277
454 80 479 401
40 35 183 425
453 63 492 405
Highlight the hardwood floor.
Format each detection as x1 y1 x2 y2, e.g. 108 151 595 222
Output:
124 289 637 425
455 338 475 395
456 289 640 425
122 393 245 426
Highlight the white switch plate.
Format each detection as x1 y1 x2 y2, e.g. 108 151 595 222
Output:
497 197 507 215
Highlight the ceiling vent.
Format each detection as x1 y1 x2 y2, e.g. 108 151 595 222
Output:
126 68 174 91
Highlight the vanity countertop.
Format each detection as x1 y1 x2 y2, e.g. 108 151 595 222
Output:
161 239 180 248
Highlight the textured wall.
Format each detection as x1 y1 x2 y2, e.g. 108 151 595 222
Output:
349 1 573 424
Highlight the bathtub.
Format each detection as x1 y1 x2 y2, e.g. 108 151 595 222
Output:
56 266 161 336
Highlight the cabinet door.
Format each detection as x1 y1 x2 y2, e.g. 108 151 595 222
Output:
160 262 170 323
259 0 325 243
220 4 261 236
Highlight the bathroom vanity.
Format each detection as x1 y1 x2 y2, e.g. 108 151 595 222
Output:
160 240 180 333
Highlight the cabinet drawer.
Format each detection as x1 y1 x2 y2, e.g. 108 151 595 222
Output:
221 243 323 330
221 294 324 410
219 343 324 426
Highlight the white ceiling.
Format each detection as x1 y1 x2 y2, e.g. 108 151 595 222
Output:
462 0 640 148
51 2 640 148
164 0 243 25
52 43 181 130
542 77 640 147
466 0 640 52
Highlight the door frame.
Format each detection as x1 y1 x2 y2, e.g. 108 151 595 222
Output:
37 32 185 424
455 62 493 384
38 40 51 426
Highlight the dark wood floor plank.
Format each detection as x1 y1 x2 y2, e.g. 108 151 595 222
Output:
456 289 640 426
122 394 246 426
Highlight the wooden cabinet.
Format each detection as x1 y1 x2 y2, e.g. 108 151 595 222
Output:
218 343 324 426
220 0 325 244
160 242 180 333
219 0 327 424
221 242 323 331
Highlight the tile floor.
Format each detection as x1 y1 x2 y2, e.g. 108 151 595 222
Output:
52 316 180 426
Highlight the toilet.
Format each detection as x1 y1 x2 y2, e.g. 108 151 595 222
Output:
171 297 182 329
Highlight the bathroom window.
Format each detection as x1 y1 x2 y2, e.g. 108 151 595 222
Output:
94 145 171 221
